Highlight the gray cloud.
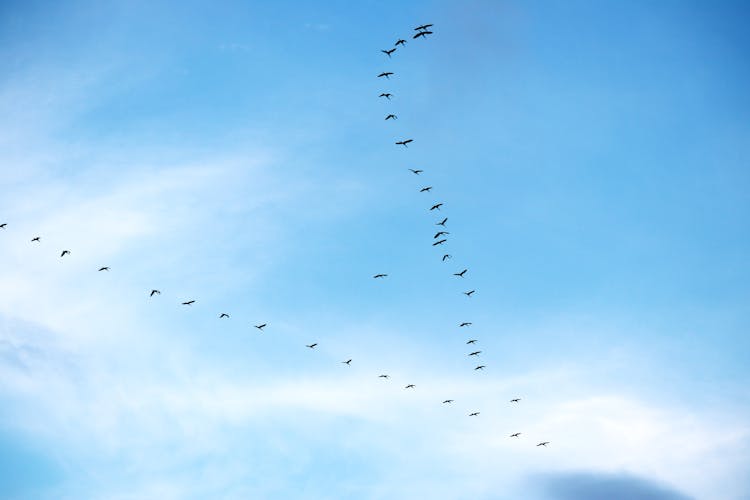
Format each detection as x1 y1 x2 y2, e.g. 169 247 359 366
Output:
532 470 693 500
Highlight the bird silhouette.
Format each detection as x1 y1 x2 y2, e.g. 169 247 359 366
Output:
415 23 433 31
395 139 413 147
430 203 443 211
150 289 161 297
373 273 388 278
405 384 415 389
379 93 392 99
510 398 521 403
454 269 467 277
469 412 480 417
466 339 477 344
255 323 267 330
98 267 110 272
382 48 396 57
420 186 432 192
432 239 447 246
442 254 451 261
510 433 521 438
413 30 433 39
31 237 41 242
182 300 195 306
469 351 482 356
306 343 317 349
537 442 550 447
219 313 229 318
436 217 448 226
434 231 449 238
409 168 423 175
385 114 397 120
0 223 6 229
379 374 389 378
378 72 394 79
464 290 476 297
395 39 407 46
60 250 70 257
475 365 486 370
459 322 472 327
442 399 454 404
343 359 352 365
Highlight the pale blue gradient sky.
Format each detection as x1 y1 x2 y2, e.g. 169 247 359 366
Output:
1 1 749 499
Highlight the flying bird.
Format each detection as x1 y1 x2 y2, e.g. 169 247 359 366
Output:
395 139 413 147
466 339 477 344
60 250 70 257
150 289 161 297
382 48 396 57
306 343 317 349
343 359 352 365
379 374 389 378
220 313 229 318
98 267 110 272
454 269 467 278
373 273 388 278
510 398 521 403
469 412 480 417
537 442 550 447
420 186 432 192
459 322 472 327
436 217 448 226
464 290 476 297
379 93 392 99
408 168 423 175
255 323 267 331
434 231 449 238
510 433 521 438
469 351 482 356
31 237 41 242
378 72 394 79
413 30 433 39
395 39 407 46
385 114 397 120
442 399 454 404
432 239 447 246
475 365 486 370
414 23 433 31
0 223 6 229
182 300 195 306
405 384 415 389
442 254 452 261
430 203 443 211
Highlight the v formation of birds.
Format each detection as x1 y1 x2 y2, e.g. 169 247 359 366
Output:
0 23 548 448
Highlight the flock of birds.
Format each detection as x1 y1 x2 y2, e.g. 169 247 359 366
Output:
0 22 550 449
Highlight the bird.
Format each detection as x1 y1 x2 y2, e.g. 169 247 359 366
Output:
395 139 413 147
436 217 448 226
255 323 267 331
395 39 407 46
382 48 396 57
182 300 195 306
306 343 317 349
464 290 476 297
385 114 397 120
432 239 447 246
98 267 110 272
378 72 394 79
219 313 229 318
413 30 433 39
469 412 480 417
408 168 423 175
414 23 433 31
378 374 389 378
420 186 432 192
442 399 454 404
60 250 70 257
510 433 521 438
469 351 481 356
373 273 388 278
537 442 550 447
430 203 443 211
405 384 415 389
434 231 449 238
150 289 161 297
454 269 467 277
379 93 392 99
0 223 6 229
466 339 477 344
442 254 452 261
343 359 352 365
475 365 486 370
510 398 521 403
31 236 41 242
459 322 472 327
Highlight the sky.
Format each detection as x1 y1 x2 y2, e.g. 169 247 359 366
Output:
0 0 749 498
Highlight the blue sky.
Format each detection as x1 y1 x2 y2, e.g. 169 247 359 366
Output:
1 0 749 498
